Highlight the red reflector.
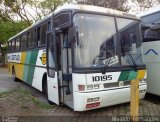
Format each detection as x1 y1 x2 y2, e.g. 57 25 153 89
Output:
86 102 100 108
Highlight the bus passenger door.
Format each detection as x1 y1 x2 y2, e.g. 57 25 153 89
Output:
46 31 59 105
58 30 73 108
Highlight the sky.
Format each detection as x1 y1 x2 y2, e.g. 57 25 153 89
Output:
8 0 159 21
127 0 140 14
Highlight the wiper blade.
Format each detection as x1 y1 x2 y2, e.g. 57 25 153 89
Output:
126 52 137 69
121 40 137 70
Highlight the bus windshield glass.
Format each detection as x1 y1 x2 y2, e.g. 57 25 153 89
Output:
116 17 144 67
73 13 144 68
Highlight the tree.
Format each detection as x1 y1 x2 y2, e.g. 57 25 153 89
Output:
39 0 72 16
77 0 129 12
136 0 160 11
0 0 72 25
0 20 28 65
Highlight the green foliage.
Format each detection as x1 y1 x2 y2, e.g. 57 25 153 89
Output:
0 20 29 45
39 0 72 16
0 20 29 65
40 0 65 11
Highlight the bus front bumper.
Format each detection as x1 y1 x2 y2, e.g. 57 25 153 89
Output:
73 84 147 111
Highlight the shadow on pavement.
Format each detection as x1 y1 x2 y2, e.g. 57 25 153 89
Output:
144 93 160 105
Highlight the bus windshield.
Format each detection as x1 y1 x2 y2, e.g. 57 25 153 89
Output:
73 13 144 68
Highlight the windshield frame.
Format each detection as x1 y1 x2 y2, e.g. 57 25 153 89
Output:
71 11 146 72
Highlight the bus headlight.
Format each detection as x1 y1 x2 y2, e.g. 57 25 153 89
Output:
94 84 100 89
87 85 93 90
139 78 146 84
87 84 100 90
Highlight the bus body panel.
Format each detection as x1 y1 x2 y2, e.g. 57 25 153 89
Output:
32 49 47 91
8 50 40 85
143 41 160 95
143 41 160 63
47 72 59 105
32 67 46 91
7 49 60 104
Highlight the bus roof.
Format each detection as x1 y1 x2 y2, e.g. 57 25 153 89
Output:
9 4 138 41
54 4 137 18
138 5 160 17
138 5 160 28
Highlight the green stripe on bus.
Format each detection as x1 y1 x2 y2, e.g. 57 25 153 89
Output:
127 71 137 81
23 65 29 82
23 52 31 83
118 71 130 81
25 52 31 64
27 51 38 85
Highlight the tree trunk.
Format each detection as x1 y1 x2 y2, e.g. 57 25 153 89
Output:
0 43 5 66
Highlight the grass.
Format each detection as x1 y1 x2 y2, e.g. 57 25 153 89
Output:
0 88 19 98
0 88 54 110
32 97 53 109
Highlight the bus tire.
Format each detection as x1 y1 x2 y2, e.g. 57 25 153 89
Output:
12 67 18 82
42 74 54 105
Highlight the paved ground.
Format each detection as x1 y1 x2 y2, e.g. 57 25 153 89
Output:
0 68 18 92
0 67 160 121
0 67 48 103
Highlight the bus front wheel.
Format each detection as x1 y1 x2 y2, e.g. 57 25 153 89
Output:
43 74 54 105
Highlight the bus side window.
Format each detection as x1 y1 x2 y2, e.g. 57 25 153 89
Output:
40 23 47 45
27 30 35 48
37 27 41 46
10 41 12 52
48 21 51 31
7 42 9 52
16 38 20 51
20 34 27 49
12 40 16 52
9 42 12 52
34 29 37 47
143 28 160 42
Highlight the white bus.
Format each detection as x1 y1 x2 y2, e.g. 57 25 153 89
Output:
7 4 147 111
140 6 160 96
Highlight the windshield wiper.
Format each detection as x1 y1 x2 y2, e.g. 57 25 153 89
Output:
120 40 137 70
